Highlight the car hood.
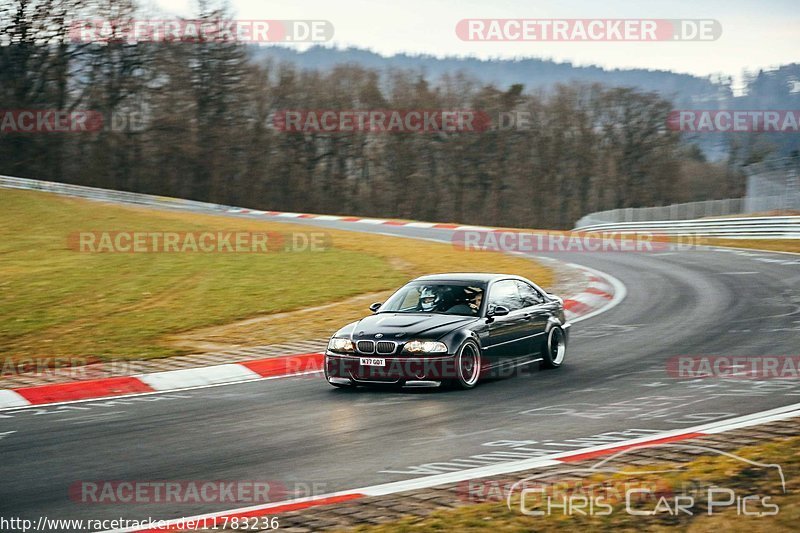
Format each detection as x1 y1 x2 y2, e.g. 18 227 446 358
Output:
341 313 479 341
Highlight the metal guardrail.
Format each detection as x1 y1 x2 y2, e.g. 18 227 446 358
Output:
0 175 232 213
574 198 747 228
576 216 800 239
2 175 799 239
576 159 800 229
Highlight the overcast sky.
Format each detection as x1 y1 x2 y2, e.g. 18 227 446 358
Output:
151 0 798 85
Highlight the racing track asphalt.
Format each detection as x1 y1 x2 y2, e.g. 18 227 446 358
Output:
2 215 799 530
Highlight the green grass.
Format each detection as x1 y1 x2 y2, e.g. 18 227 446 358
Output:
0 189 402 360
0 188 553 362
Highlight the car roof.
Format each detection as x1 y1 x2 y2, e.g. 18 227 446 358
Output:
412 273 526 284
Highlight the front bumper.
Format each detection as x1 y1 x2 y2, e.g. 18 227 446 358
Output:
325 351 458 384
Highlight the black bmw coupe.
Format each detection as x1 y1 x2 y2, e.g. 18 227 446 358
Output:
324 273 570 389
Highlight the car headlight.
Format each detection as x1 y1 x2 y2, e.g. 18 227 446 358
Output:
404 340 448 354
328 337 355 353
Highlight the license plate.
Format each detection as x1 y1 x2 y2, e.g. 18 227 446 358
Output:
360 357 385 367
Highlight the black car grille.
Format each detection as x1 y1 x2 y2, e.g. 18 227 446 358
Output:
356 340 375 354
376 341 396 354
356 340 398 355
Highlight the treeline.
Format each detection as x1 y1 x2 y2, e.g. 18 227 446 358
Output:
0 0 744 229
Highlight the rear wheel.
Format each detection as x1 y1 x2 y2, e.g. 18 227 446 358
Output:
541 327 566 369
454 340 482 389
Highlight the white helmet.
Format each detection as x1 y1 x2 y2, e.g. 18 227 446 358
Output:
419 286 440 312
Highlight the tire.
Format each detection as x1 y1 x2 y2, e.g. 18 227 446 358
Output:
541 326 567 369
453 340 482 389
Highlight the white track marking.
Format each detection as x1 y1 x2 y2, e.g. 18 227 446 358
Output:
404 222 436 228
0 389 30 408
455 225 492 231
711 245 800 257
136 364 261 390
696 402 800 433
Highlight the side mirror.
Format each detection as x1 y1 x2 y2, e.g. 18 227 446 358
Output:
486 305 510 318
369 302 382 313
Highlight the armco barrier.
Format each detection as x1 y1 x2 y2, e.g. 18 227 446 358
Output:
574 198 747 227
575 216 800 239
0 175 231 212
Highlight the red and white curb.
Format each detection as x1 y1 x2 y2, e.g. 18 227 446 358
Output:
102 401 800 532
0 268 622 410
562 262 625 323
0 354 323 409
231 207 573 234
228 208 481 231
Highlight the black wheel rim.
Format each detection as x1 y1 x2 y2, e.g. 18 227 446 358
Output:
459 344 480 385
550 329 565 364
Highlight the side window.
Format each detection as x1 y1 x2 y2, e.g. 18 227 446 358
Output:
488 280 523 311
516 281 544 307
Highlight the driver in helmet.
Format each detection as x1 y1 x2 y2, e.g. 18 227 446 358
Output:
418 286 442 312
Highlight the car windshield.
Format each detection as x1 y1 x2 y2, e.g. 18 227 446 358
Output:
378 282 485 316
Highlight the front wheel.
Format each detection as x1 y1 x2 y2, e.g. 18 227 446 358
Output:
454 340 482 389
541 327 566 369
